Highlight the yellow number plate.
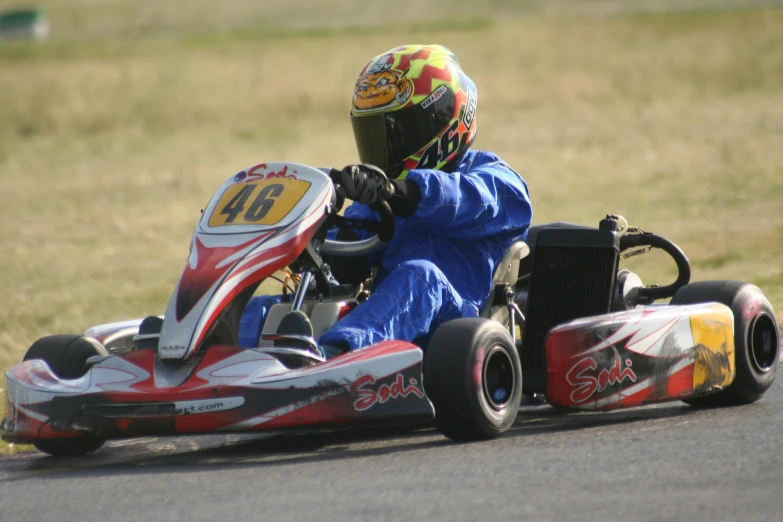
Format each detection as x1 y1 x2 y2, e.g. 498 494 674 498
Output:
208 178 311 227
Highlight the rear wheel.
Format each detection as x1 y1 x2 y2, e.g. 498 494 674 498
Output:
424 319 522 441
23 335 107 456
670 281 780 407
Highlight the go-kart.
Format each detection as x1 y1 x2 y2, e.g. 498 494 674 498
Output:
2 162 780 457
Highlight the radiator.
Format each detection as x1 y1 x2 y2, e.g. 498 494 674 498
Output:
521 227 620 393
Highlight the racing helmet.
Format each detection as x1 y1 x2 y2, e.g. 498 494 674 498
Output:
350 45 478 179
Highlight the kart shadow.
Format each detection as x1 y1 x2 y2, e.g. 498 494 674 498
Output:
18 403 700 480
506 402 696 437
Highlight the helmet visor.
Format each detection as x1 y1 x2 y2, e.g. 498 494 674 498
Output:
351 89 455 174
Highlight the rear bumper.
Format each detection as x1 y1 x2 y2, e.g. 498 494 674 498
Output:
2 342 434 443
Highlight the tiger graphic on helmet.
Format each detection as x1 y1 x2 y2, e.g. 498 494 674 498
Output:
353 70 413 112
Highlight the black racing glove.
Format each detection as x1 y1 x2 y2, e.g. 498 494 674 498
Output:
336 164 421 217
339 164 395 206
388 178 420 218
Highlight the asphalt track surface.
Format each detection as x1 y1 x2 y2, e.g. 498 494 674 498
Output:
1 379 782 522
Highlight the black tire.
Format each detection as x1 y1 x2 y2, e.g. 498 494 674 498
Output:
670 281 780 407
24 334 108 379
32 437 105 458
23 334 108 456
424 318 522 441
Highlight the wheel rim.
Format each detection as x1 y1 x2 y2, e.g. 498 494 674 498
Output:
748 313 779 373
482 346 515 411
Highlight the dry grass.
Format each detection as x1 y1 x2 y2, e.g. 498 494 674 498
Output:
1 0 781 41
1 2 782 379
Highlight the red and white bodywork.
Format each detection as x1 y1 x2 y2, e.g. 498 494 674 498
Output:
1 162 434 444
546 303 736 410
3 341 432 442
159 162 333 360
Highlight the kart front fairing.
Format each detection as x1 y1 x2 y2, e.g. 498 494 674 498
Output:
1 162 435 444
158 162 333 361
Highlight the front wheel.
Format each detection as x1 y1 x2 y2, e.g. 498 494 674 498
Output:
23 335 108 456
32 438 105 458
424 319 522 441
671 281 780 407
24 334 107 379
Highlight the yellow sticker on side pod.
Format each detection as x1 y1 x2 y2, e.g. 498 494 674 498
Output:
690 304 735 390
208 178 311 228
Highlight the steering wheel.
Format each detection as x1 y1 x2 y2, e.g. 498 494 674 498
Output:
318 168 396 257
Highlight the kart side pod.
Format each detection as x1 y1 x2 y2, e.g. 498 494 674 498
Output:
545 303 735 410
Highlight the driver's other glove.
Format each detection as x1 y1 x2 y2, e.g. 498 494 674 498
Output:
339 164 394 205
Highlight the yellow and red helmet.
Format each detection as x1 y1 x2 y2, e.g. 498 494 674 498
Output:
350 45 478 179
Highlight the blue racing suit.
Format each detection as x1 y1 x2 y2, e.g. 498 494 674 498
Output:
239 150 532 350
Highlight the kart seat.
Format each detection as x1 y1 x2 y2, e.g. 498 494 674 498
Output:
480 241 530 324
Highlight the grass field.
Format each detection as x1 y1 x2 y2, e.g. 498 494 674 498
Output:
1 0 782 381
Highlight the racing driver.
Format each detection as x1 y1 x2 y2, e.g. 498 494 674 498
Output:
241 44 533 357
